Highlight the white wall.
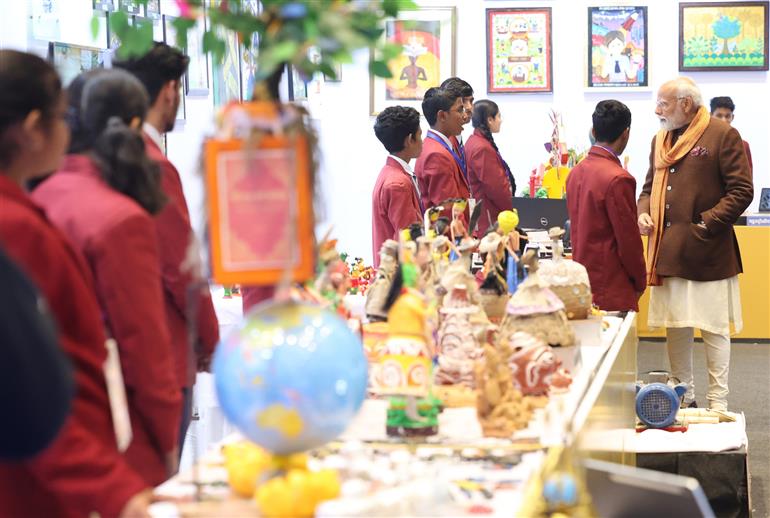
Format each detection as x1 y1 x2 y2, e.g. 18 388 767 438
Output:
319 0 769 264
6 0 768 266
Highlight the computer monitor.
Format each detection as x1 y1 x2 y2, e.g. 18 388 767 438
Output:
759 188 770 212
510 197 569 231
583 458 715 518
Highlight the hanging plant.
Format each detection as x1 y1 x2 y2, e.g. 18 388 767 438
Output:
97 0 414 97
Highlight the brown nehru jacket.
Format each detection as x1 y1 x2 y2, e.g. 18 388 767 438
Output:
638 118 753 282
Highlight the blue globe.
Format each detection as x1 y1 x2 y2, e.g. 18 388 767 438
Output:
213 300 368 454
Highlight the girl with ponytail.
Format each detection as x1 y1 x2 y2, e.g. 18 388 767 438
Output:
0 51 152 518
33 69 182 487
465 100 516 235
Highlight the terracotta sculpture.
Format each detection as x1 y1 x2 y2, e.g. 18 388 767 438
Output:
434 285 482 389
365 239 399 321
507 331 571 396
449 199 468 245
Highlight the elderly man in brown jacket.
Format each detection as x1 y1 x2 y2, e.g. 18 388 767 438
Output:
638 77 753 411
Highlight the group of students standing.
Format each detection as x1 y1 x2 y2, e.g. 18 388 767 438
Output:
371 77 516 263
0 44 218 517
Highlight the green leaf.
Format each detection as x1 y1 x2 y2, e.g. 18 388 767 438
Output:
382 42 402 61
271 40 301 63
369 59 392 78
90 15 100 40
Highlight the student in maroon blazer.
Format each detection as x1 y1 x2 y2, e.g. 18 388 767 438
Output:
371 106 424 266
466 100 516 236
566 100 646 311
441 77 475 173
115 42 220 448
0 50 151 518
33 69 181 487
710 96 753 172
414 87 470 213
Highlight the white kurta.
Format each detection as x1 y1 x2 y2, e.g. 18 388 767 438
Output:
648 276 742 336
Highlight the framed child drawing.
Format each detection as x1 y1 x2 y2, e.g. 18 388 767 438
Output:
588 6 648 88
486 7 553 93
679 1 769 71
369 6 456 115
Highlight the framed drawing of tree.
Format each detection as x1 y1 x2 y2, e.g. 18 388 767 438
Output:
680 1 769 71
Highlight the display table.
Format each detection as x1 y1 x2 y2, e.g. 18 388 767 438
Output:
638 226 770 341
159 311 640 517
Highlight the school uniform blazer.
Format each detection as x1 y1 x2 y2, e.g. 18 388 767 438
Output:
566 146 647 311
144 134 219 384
33 155 181 486
371 157 422 266
465 129 513 235
0 175 147 518
414 132 470 212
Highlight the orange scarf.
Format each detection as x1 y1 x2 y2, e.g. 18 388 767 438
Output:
647 105 710 286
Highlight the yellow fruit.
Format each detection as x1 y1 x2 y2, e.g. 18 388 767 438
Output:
223 442 270 497
308 469 341 501
286 469 315 517
255 477 295 518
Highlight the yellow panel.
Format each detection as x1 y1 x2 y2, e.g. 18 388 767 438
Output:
638 227 770 340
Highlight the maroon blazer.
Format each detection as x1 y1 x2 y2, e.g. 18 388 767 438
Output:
566 146 646 311
465 129 513 235
0 175 147 518
144 134 219 384
743 140 753 172
371 156 422 266
414 130 470 213
33 155 181 486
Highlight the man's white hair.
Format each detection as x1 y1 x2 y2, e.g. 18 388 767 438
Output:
664 76 703 107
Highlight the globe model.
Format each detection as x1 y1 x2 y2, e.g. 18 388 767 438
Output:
214 300 368 455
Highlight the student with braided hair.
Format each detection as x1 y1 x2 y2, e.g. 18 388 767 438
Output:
465 100 516 235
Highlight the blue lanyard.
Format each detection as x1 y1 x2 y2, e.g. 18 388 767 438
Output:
496 151 515 191
427 131 467 180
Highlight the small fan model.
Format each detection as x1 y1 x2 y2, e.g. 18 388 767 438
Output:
635 381 688 429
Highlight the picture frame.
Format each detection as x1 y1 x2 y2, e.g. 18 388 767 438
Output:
93 0 115 12
324 63 343 82
679 1 769 71
486 7 553 94
48 41 108 87
145 0 161 20
287 65 308 102
369 6 456 115
118 0 142 16
212 28 242 106
587 6 648 88
204 110 315 285
186 15 210 95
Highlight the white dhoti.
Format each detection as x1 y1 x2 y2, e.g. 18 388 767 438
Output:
648 276 742 411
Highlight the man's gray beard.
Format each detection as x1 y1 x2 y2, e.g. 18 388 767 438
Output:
659 117 685 132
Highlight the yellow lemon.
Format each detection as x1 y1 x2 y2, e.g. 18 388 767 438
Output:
255 476 295 518
308 469 341 501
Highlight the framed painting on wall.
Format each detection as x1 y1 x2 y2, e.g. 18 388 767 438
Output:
93 0 115 12
48 42 108 87
369 6 455 115
679 1 769 71
212 28 242 106
186 16 209 95
486 7 553 93
118 0 142 16
588 6 648 88
145 0 161 20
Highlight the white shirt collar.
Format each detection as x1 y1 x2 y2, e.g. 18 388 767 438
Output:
143 122 164 150
428 128 453 149
388 154 414 175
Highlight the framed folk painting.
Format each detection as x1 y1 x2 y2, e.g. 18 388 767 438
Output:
486 7 553 93
679 1 769 71
369 6 456 115
588 6 648 88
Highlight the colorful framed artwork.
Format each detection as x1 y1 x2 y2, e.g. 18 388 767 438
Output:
186 16 209 95
118 0 142 15
679 1 769 71
486 7 553 93
93 0 115 12
204 108 315 285
48 42 108 87
145 0 161 20
588 6 648 88
240 0 260 100
212 28 242 106
369 6 456 115
287 65 307 102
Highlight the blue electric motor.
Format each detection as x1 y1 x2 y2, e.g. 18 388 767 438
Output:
635 382 688 428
